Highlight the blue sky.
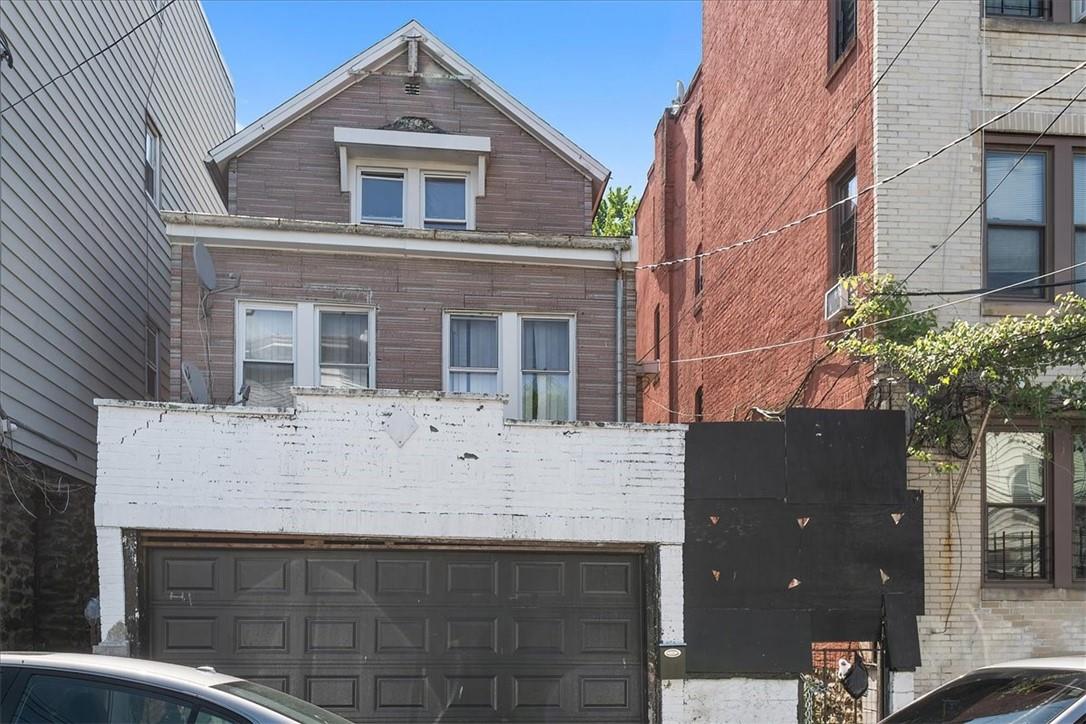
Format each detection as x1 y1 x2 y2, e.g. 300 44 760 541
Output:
202 0 702 196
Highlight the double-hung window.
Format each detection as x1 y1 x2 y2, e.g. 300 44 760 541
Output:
985 428 1086 585
521 318 572 421
359 171 405 225
443 312 575 420
423 175 468 230
985 149 1047 297
447 315 499 393
318 310 370 388
239 306 295 407
830 0 857 65
831 165 858 280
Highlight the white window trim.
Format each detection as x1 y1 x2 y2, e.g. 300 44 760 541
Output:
313 304 377 389
235 301 298 402
349 157 477 229
358 167 407 227
442 311 576 420
236 301 378 402
422 172 472 230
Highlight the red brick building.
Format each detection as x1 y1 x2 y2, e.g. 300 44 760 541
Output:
637 0 875 423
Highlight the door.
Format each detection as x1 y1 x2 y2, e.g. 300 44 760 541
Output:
146 547 646 722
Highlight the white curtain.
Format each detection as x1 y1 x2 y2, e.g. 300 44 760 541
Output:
245 309 293 361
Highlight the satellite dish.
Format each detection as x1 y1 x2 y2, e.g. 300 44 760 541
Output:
675 80 686 104
182 361 211 404
193 241 217 291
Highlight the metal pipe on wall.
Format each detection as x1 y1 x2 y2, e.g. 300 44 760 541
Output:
615 245 626 422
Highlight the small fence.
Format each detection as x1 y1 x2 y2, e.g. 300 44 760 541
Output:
801 643 881 724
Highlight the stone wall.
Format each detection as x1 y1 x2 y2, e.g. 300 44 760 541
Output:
0 449 98 651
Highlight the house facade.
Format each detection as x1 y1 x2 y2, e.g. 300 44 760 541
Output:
0 0 233 651
638 0 1086 702
93 22 699 723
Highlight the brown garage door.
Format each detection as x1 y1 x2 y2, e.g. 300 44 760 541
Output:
147 547 645 723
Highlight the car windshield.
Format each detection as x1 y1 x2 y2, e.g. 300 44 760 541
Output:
882 667 1086 724
213 681 354 724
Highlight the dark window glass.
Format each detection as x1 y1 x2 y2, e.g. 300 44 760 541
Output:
985 431 1048 580
833 169 858 279
883 668 1086 723
653 305 661 361
693 108 704 176
694 245 704 295
448 316 499 394
985 0 1049 18
12 674 194 724
693 387 704 423
360 172 404 225
985 150 1046 297
1073 432 1086 580
424 176 467 229
319 311 369 388
833 0 857 62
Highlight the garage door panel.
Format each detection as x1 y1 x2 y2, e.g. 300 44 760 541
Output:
148 548 645 723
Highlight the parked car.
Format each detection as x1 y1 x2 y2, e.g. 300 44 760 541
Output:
881 656 1086 724
0 652 353 724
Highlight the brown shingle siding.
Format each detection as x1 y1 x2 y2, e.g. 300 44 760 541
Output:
230 51 593 235
174 246 630 421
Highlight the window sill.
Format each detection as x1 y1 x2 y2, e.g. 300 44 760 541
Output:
983 17 1086 35
825 38 857 87
981 299 1053 317
981 584 1086 601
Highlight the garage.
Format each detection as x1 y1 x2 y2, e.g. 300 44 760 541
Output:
145 546 646 723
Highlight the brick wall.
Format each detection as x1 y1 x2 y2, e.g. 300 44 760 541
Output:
172 244 636 422
230 50 594 235
636 0 876 423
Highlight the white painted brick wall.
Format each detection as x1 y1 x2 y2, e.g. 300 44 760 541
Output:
874 3 1086 697
662 678 798 724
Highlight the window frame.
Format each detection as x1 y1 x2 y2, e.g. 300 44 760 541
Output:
422 172 471 230
144 114 161 205
982 428 1052 583
982 425 1086 589
693 106 704 179
829 159 858 283
314 305 376 389
983 143 1053 299
145 323 160 401
235 302 298 405
443 311 501 396
349 158 477 229
441 311 577 420
829 0 858 68
358 167 407 227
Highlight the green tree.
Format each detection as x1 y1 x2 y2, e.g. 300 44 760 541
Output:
593 185 639 237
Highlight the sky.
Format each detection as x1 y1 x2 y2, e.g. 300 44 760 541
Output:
202 0 702 195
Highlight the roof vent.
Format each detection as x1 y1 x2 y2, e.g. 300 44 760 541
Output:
404 80 420 95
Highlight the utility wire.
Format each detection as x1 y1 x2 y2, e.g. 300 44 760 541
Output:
1 0 177 114
903 77 1086 284
898 277 1085 296
634 0 944 379
638 58 1086 272
671 261 1086 365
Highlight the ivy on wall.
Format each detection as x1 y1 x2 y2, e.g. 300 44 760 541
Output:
831 274 1086 460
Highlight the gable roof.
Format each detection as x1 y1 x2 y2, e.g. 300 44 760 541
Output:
207 20 610 210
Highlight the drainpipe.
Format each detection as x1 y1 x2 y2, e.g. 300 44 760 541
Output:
614 244 626 422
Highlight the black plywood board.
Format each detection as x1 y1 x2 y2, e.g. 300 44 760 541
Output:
785 408 907 504
884 592 922 671
686 422 786 500
685 494 924 614
811 609 882 643
686 608 813 674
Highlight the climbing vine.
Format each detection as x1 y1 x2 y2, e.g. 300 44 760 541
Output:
831 274 1086 459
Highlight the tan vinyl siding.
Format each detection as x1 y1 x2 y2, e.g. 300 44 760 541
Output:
230 50 594 235
0 0 234 481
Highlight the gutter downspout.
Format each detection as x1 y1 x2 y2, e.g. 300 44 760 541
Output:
614 245 626 422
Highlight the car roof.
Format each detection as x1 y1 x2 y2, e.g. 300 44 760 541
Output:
0 652 242 689
976 655 1086 672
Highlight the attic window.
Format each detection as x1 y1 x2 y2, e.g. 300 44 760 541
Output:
404 80 421 95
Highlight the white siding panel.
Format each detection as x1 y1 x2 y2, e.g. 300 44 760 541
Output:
0 0 234 481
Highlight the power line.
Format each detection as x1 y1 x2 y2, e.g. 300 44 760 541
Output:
670 260 1086 365
0 0 177 115
898 277 1085 297
638 58 1086 273
635 0 944 382
903 76 1086 283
